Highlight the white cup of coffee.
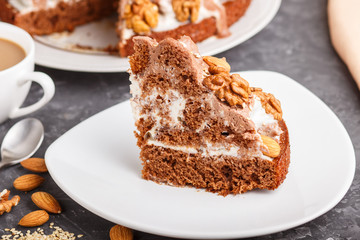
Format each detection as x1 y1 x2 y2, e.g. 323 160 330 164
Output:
0 22 55 124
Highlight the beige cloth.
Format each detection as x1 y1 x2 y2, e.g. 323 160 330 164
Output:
328 0 360 89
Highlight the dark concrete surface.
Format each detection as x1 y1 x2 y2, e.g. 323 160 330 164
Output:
1 0 359 239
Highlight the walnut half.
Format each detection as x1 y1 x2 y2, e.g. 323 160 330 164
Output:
172 0 200 23
124 0 159 34
0 189 20 215
203 56 250 106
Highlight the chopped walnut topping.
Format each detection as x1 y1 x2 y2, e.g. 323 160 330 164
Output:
0 189 9 201
172 0 200 23
252 88 283 120
202 56 283 119
203 56 250 106
124 0 159 34
0 189 20 215
204 72 250 106
230 74 250 99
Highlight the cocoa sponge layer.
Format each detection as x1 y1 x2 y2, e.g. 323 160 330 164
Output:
140 120 290 196
0 0 117 35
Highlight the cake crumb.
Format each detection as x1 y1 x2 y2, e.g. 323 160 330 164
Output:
1 224 83 240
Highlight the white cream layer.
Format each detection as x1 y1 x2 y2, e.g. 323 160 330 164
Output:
129 74 143 121
249 96 282 141
130 73 186 129
147 139 272 160
148 139 198 154
249 97 277 130
147 139 240 157
9 0 81 13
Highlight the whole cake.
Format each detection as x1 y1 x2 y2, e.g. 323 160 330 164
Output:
0 0 251 56
129 36 290 195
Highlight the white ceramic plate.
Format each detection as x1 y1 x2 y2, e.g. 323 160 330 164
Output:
45 71 355 239
34 0 281 72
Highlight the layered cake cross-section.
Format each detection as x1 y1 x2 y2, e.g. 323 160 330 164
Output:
129 36 290 195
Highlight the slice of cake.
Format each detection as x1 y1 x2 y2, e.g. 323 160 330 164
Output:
0 0 251 57
129 36 290 195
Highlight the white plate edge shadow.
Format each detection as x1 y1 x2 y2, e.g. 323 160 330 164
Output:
34 0 281 72
45 70 356 239
200 0 281 56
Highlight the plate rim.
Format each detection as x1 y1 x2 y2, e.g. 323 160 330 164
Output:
45 70 356 239
34 0 281 72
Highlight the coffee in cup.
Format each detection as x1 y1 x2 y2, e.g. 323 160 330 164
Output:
0 22 55 124
0 38 26 71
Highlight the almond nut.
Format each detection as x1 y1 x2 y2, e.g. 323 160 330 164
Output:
261 135 281 158
110 225 133 240
18 210 49 227
13 174 45 192
21 158 48 173
31 192 61 214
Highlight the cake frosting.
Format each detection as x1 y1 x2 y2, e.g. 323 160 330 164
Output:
9 0 81 13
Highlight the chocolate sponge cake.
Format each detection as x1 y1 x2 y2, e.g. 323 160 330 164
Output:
129 36 290 195
0 0 118 35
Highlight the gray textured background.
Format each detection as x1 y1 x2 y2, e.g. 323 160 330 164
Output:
1 0 359 239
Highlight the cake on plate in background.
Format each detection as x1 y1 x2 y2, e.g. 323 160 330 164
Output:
0 0 252 56
128 36 290 195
